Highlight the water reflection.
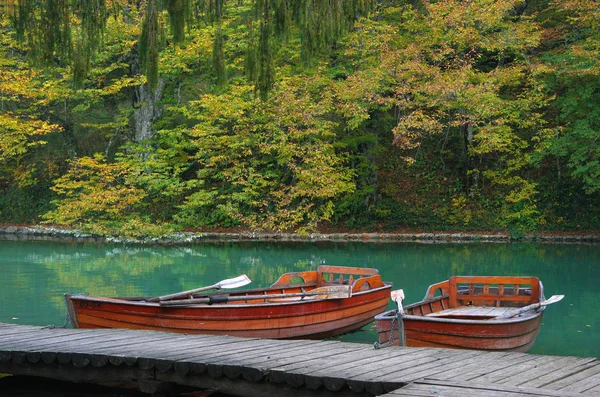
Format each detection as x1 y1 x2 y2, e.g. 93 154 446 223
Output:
0 239 598 358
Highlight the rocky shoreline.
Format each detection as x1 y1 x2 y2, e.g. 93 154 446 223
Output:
0 225 599 244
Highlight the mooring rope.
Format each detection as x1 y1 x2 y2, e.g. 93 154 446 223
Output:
42 312 71 330
373 311 400 349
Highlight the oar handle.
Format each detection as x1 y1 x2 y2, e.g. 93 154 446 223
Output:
159 286 352 306
147 275 251 302
498 294 564 319
148 284 218 302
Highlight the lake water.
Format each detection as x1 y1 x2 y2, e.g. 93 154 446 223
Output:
0 239 598 358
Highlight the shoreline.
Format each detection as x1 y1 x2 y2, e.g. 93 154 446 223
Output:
1 225 599 244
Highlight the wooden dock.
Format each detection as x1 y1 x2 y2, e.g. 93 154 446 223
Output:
1 322 599 396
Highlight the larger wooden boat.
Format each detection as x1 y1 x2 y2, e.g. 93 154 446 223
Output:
375 276 563 352
65 266 392 339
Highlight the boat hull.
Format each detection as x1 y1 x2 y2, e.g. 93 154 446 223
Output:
375 309 543 352
375 275 555 352
66 282 392 339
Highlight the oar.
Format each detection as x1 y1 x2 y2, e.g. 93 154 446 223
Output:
390 289 406 346
158 285 352 306
148 275 252 302
497 294 565 319
391 289 405 315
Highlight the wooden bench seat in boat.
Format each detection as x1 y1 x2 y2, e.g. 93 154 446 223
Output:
424 305 524 319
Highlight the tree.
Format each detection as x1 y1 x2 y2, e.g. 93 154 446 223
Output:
343 0 550 231
175 78 355 232
538 0 600 194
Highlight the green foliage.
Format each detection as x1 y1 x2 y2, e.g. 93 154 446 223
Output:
42 155 174 238
139 0 161 91
1 1 600 234
0 185 53 223
176 79 355 232
349 0 549 230
536 0 600 194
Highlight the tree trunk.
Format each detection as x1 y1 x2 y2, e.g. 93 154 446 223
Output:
133 79 165 143
466 122 479 197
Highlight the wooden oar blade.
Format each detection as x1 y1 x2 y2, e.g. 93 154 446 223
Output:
391 289 404 303
391 289 405 314
217 275 251 289
152 274 252 302
544 294 565 305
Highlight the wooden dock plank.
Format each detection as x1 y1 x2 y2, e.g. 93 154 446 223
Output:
280 344 390 390
0 323 598 397
439 352 542 382
342 348 476 395
517 361 600 389
0 327 100 343
128 336 267 371
364 348 484 383
387 380 593 397
203 340 318 380
181 338 343 368
0 329 148 351
547 363 600 393
304 348 483 394
303 348 411 391
378 349 487 382
588 383 600 394
420 351 515 381
33 333 193 366
10 331 184 355
270 345 373 387
232 342 410 389
463 354 558 384
496 356 596 386
164 338 350 382
558 374 600 395
186 340 328 365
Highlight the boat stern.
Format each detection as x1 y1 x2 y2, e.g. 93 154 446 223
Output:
63 294 80 328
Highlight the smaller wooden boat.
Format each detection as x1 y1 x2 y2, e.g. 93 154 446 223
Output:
374 276 563 352
65 266 392 339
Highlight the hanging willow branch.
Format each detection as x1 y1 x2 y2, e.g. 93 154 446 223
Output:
11 0 108 87
166 0 188 42
73 0 107 86
10 0 373 94
257 0 273 100
139 0 160 90
213 25 225 85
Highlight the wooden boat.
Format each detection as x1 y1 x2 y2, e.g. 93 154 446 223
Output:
65 265 392 339
374 276 563 352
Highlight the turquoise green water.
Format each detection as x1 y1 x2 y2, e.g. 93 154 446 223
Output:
0 239 597 358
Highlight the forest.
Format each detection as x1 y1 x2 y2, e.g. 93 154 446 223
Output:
0 0 598 238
